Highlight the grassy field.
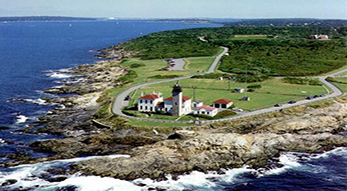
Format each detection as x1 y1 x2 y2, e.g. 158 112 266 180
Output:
184 57 215 72
131 78 327 111
329 77 347 93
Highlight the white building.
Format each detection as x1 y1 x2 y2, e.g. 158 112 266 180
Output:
213 99 233 109
137 93 163 112
137 82 191 116
194 105 218 117
164 96 192 115
192 100 203 108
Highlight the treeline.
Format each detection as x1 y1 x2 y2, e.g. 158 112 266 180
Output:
122 30 220 59
218 38 347 76
121 25 347 77
223 19 347 27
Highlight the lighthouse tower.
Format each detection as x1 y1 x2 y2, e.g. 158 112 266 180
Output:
172 82 183 117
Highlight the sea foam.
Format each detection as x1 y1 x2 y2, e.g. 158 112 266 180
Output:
15 115 29 124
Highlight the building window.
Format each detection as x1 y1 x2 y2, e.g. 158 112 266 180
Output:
140 100 142 104
145 100 147 104
140 106 143 110
145 106 147 110
150 100 153 104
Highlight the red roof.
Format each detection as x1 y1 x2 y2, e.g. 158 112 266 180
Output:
196 105 217 111
165 96 191 102
213 99 233 104
140 94 160 100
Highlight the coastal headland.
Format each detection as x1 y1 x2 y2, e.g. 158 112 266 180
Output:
3 21 347 183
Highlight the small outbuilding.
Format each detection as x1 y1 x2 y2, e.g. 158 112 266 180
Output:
194 105 218 117
213 99 233 109
234 88 245 93
192 100 203 108
241 96 251 101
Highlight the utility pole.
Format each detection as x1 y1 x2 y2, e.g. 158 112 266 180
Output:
192 86 197 101
227 77 231 91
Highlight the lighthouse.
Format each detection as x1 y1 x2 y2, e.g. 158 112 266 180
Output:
172 82 183 116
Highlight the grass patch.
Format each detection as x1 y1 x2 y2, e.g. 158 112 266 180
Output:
283 77 322 86
132 78 326 111
184 57 215 72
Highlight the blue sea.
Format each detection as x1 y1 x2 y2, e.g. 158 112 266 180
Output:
0 20 346 191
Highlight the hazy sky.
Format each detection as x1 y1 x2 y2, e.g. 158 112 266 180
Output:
1 0 346 19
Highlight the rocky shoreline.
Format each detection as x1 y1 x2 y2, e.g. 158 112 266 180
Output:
69 101 347 180
3 46 347 182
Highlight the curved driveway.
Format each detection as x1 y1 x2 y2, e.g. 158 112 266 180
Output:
112 47 345 124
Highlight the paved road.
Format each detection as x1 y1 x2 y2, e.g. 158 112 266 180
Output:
112 47 228 119
112 47 346 124
208 47 228 73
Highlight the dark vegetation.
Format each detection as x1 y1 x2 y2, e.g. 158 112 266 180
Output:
247 84 262 89
121 24 347 78
129 63 146 68
223 19 347 27
191 73 268 83
149 75 182 79
326 77 347 84
283 77 322 86
116 70 138 84
192 73 234 79
218 38 347 76
122 30 220 59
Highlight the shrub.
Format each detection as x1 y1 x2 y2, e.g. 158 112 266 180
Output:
149 75 182 79
283 77 322 86
247 84 262 89
129 63 145 68
116 70 138 84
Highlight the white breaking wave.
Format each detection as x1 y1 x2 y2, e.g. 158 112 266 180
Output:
15 115 29 124
310 147 347 160
133 167 256 191
261 152 301 176
45 69 73 79
0 138 6 144
23 98 47 105
46 72 72 79
1 148 346 191
0 154 130 191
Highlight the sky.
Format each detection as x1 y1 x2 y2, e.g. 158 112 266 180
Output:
0 0 346 19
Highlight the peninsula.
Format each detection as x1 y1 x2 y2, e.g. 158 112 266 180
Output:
3 19 347 186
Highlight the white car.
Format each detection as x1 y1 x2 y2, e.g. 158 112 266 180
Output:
232 108 243 112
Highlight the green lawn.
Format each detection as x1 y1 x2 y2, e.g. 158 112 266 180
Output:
322 65 347 76
330 77 347 93
132 78 327 111
184 57 215 72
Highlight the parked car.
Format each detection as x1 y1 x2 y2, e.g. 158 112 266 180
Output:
274 103 282 107
232 108 243 112
288 100 296 104
314 95 320 98
319 94 326 97
306 96 314 100
124 95 130 101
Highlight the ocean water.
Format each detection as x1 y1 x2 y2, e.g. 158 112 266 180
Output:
0 20 346 190
0 20 221 160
